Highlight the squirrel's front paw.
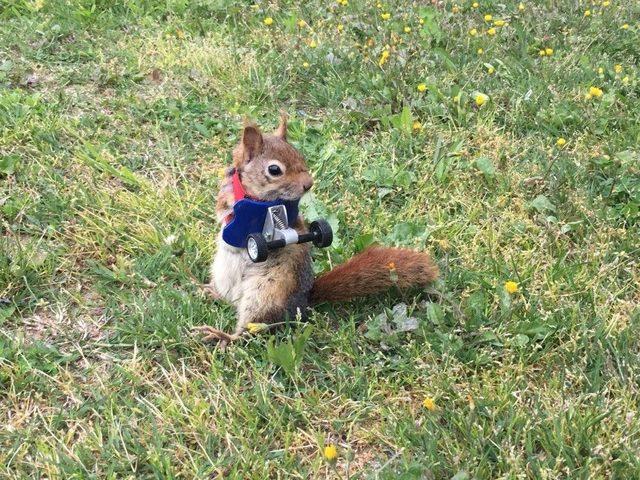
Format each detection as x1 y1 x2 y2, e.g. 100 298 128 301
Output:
191 325 239 350
200 284 222 301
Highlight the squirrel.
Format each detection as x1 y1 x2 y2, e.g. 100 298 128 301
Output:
193 114 439 348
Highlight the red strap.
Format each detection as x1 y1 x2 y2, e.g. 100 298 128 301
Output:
232 170 246 201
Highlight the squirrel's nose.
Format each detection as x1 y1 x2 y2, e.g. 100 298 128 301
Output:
303 179 313 192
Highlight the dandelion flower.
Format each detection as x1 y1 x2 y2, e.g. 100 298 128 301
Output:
556 137 566 147
419 18 425 24
614 64 622 74
323 444 338 461
247 322 268 334
494 19 505 27
472 2 479 8
388 261 396 270
379 49 390 66
621 24 629 30
589 86 603 98
423 397 437 411
404 26 411 33
309 40 317 48
263 17 273 26
602 0 610 6
337 24 344 31
597 67 604 75
487 66 495 74
302 61 310 68
545 47 553 56
298 19 306 27
584 9 591 17
417 83 427 92
381 12 391 20
504 281 519 294
477 48 484 54
474 92 489 106
622 76 629 84
539 49 546 56
484 14 493 21
412 121 422 131
518 2 525 11
469 28 478 36
487 27 496 36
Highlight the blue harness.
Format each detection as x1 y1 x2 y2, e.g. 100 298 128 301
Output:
221 169 299 248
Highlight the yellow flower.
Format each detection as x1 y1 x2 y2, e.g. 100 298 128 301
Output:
341 0 348 5
379 49 390 66
309 40 317 48
376 2 382 8
381 12 391 20
518 2 525 11
469 28 478 36
487 27 496 36
474 92 488 106
298 19 306 27
404 26 411 33
337 24 344 31
589 86 603 98
412 121 422 131
472 2 479 8
423 396 437 411
417 83 427 92
487 66 495 74
602 0 610 6
323 444 338 461
539 49 546 56
247 322 268 334
621 24 629 30
545 47 553 56
556 137 566 147
504 281 519 294
263 17 273 26
477 48 484 54
302 61 310 68
494 20 505 27
419 18 424 24
584 9 591 17
387 261 396 270
452 5 460 14
598 67 604 75
484 14 492 21
622 76 629 84
614 64 622 74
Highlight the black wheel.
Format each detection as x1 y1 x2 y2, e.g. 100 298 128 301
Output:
310 219 333 248
247 234 268 262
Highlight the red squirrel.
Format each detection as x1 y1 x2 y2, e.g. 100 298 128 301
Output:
193 114 439 347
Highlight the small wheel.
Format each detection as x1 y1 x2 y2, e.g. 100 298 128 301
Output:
247 234 268 262
310 219 333 248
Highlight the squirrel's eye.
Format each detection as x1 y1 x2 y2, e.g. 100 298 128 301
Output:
268 164 283 176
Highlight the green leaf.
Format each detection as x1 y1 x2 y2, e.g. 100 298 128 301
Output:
529 194 556 213
475 156 495 178
0 155 19 175
354 233 375 252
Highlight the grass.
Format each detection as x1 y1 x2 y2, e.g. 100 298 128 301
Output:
1 0 639 478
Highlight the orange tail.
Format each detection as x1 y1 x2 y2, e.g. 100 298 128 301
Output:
310 247 439 304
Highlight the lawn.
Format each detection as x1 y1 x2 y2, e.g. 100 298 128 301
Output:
1 0 639 478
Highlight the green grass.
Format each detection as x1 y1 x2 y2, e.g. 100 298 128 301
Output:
1 0 639 478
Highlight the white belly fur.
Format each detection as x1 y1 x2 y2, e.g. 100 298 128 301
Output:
211 232 249 306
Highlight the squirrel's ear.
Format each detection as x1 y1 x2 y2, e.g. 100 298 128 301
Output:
241 122 263 161
274 111 288 139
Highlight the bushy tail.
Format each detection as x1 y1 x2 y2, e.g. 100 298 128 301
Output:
310 247 439 304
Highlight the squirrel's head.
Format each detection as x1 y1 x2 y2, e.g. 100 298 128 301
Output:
232 114 313 201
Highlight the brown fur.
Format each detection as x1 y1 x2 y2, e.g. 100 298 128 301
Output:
310 247 439 303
